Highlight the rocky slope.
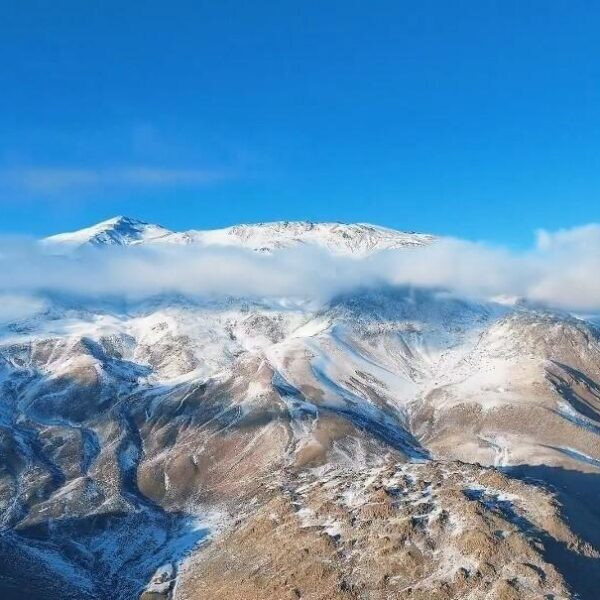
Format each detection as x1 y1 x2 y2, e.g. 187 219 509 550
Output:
1 218 600 599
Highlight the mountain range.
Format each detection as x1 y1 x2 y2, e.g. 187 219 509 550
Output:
43 215 435 255
1 216 600 599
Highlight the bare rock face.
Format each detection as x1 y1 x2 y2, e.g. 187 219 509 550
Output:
1 219 600 599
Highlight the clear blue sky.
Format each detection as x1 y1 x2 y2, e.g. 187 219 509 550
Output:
1 1 599 244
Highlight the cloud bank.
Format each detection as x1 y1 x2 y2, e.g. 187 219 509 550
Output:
1 224 600 317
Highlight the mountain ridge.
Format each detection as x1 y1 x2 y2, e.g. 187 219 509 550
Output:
42 216 436 255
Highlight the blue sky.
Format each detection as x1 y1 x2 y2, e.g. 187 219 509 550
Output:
1 1 599 245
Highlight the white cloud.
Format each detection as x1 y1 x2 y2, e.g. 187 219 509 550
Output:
1 223 600 314
0 167 230 192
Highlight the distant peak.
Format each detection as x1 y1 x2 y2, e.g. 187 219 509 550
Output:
97 215 148 228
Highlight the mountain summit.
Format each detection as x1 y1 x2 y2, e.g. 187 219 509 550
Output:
43 215 171 248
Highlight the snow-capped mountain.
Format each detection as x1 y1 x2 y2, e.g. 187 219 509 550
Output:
42 216 435 255
42 216 172 248
1 217 600 600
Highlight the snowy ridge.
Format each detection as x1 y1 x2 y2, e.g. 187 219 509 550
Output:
158 220 435 255
42 216 436 255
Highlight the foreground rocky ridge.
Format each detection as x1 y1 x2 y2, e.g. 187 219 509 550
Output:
1 219 600 599
179 460 585 600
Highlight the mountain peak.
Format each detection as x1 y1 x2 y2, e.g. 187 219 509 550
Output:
97 215 145 226
43 215 172 248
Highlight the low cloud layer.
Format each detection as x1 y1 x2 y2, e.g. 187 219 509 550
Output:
1 223 600 318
